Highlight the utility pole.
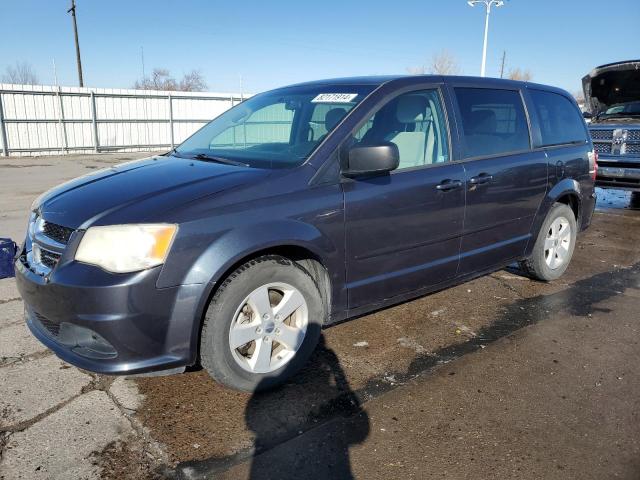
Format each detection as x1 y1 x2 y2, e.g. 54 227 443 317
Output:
67 0 84 87
500 50 506 78
467 0 505 77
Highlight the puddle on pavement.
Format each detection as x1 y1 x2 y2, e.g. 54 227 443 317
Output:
596 188 640 211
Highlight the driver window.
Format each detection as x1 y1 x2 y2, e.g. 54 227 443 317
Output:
356 89 450 170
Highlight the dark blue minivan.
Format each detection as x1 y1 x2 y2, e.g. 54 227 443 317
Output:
16 75 597 391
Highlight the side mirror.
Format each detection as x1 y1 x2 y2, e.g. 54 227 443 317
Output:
582 111 593 119
342 143 400 178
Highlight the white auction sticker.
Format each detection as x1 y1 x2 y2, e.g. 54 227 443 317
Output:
311 93 358 103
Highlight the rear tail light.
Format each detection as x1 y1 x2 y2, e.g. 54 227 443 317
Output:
588 150 598 181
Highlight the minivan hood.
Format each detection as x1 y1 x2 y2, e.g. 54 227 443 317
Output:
36 155 271 228
582 60 640 114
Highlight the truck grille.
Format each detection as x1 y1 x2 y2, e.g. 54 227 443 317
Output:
590 129 612 140
627 143 640 155
589 127 640 157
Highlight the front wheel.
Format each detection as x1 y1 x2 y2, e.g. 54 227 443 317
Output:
200 256 324 392
519 203 577 281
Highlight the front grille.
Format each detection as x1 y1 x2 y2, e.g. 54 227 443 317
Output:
39 249 61 269
627 143 640 155
34 311 61 337
628 130 640 142
590 127 640 157
594 142 610 154
590 129 613 140
42 221 74 245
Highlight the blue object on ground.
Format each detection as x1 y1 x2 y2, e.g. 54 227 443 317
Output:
0 238 17 279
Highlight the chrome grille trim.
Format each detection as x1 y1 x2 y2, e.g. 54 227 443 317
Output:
25 214 75 275
589 127 640 157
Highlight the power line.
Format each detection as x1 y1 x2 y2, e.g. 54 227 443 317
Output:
67 0 84 87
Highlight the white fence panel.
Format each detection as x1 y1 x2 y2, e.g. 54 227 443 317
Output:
0 83 247 156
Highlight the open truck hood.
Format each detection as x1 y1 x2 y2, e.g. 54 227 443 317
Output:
582 60 640 114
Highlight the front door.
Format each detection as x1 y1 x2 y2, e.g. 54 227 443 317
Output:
343 88 465 309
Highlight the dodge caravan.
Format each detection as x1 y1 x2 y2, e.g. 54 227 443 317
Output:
16 75 597 391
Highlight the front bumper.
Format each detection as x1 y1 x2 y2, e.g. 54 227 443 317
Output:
596 158 640 191
15 256 207 375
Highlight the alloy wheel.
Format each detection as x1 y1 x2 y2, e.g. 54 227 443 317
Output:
544 216 572 269
228 282 308 374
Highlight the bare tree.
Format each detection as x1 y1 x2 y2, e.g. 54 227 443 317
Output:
134 68 177 90
406 50 461 76
134 68 207 92
429 50 461 75
1 61 39 85
179 70 207 92
508 67 533 81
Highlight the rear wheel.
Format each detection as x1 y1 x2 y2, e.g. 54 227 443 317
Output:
519 203 577 281
200 256 324 392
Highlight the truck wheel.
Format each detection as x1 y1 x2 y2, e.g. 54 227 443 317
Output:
519 203 577 282
200 255 324 392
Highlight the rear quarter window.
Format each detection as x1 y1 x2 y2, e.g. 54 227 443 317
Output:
529 90 587 147
454 88 531 158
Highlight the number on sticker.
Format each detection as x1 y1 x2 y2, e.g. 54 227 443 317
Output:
311 93 358 103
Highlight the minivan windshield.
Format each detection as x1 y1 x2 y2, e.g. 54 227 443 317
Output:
174 84 376 169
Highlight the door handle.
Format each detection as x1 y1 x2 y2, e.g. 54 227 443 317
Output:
436 179 463 191
469 173 494 185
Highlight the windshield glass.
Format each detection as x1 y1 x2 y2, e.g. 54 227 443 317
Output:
601 101 640 117
175 84 375 169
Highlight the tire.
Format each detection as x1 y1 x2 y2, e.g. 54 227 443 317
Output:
200 255 325 392
519 203 577 282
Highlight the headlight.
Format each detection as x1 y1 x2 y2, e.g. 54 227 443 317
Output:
75 224 177 273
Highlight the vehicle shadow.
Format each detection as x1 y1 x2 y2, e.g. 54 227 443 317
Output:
243 334 369 480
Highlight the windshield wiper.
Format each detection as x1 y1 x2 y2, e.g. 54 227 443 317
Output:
190 153 249 167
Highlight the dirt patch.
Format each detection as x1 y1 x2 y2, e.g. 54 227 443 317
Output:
93 439 163 480
136 371 254 464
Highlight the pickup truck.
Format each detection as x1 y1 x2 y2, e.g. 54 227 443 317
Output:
583 60 640 192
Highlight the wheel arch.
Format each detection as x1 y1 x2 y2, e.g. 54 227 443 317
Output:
184 222 337 366
525 178 582 257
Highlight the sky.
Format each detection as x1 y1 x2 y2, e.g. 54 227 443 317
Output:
0 0 638 95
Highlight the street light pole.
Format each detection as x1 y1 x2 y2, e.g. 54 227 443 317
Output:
67 0 84 87
467 0 504 77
